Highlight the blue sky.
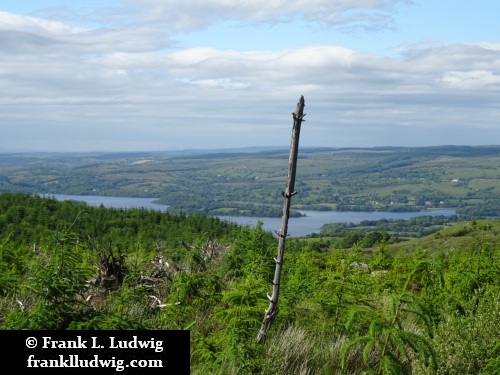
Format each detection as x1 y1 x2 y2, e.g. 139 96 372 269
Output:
0 0 499 152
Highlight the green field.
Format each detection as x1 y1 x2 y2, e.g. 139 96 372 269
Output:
2 145 500 217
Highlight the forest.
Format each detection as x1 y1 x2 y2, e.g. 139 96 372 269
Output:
0 192 499 374
316 214 466 243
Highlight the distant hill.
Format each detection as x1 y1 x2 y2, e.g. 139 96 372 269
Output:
2 145 500 218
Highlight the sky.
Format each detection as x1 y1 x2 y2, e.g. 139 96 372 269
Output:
0 0 499 152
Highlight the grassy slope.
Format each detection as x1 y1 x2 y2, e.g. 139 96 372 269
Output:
385 218 500 256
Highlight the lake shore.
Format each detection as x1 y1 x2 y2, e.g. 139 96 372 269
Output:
48 194 457 238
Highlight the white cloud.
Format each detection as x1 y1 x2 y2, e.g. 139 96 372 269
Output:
440 70 500 90
0 10 84 34
129 0 411 31
1 2 499 152
0 10 171 55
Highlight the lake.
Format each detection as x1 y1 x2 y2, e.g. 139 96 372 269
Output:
48 194 457 238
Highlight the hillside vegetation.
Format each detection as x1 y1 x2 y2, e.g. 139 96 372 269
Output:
1 193 499 374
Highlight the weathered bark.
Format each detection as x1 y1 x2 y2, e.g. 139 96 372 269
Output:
256 95 305 343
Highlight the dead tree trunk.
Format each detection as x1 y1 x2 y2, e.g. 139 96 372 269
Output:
256 95 305 343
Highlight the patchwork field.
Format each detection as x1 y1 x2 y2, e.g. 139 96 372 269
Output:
1 145 500 217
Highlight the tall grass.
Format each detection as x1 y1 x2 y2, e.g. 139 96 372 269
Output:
261 325 359 375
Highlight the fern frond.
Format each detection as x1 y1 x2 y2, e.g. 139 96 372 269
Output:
379 353 410 375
